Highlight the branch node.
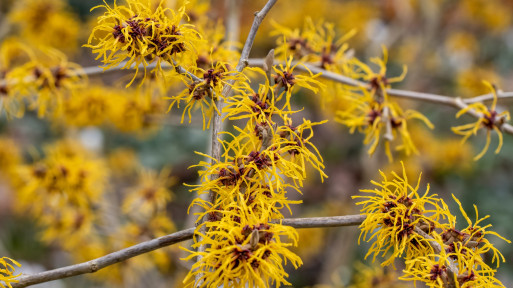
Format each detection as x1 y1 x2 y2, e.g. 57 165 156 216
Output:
89 261 99 273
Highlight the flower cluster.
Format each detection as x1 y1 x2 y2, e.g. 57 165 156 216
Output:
183 59 326 286
272 20 434 162
355 163 510 287
452 81 511 160
0 41 86 118
8 0 80 52
184 203 302 288
15 139 108 249
336 49 433 162
86 0 202 86
12 140 178 285
271 17 355 72
0 257 21 288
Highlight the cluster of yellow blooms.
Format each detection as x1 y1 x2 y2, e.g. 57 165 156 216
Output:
355 163 510 287
272 19 434 162
16 140 108 249
8 0 80 52
183 60 326 286
0 40 86 118
0 137 177 286
86 0 202 86
14 142 176 284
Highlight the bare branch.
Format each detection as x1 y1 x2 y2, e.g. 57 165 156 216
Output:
11 214 364 288
465 90 513 104
11 228 195 288
280 214 365 228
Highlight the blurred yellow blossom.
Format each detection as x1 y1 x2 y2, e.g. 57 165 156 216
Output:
348 262 408 288
8 0 80 51
456 67 501 96
15 139 108 248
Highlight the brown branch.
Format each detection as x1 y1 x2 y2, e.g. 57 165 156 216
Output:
10 214 364 288
279 214 365 228
11 228 195 288
465 90 513 104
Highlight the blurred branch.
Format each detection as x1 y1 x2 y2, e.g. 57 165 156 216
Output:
465 90 513 104
11 214 365 288
81 60 202 82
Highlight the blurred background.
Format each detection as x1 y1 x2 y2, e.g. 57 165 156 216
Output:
0 0 512 287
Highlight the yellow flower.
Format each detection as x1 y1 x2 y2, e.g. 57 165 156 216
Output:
183 201 302 288
273 56 325 110
8 0 80 51
352 46 407 99
0 39 32 118
86 0 202 86
0 42 85 118
24 46 87 117
15 139 107 247
336 89 433 162
357 164 509 287
402 239 506 288
452 81 510 160
354 162 447 265
0 257 21 288
223 74 283 121
271 17 355 72
333 47 433 161
58 86 116 127
444 195 510 269
274 117 327 184
122 168 175 222
108 82 168 133
166 62 245 130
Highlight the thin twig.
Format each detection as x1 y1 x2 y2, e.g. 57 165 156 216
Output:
0 61 201 92
11 214 364 288
465 90 513 104
11 228 195 288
